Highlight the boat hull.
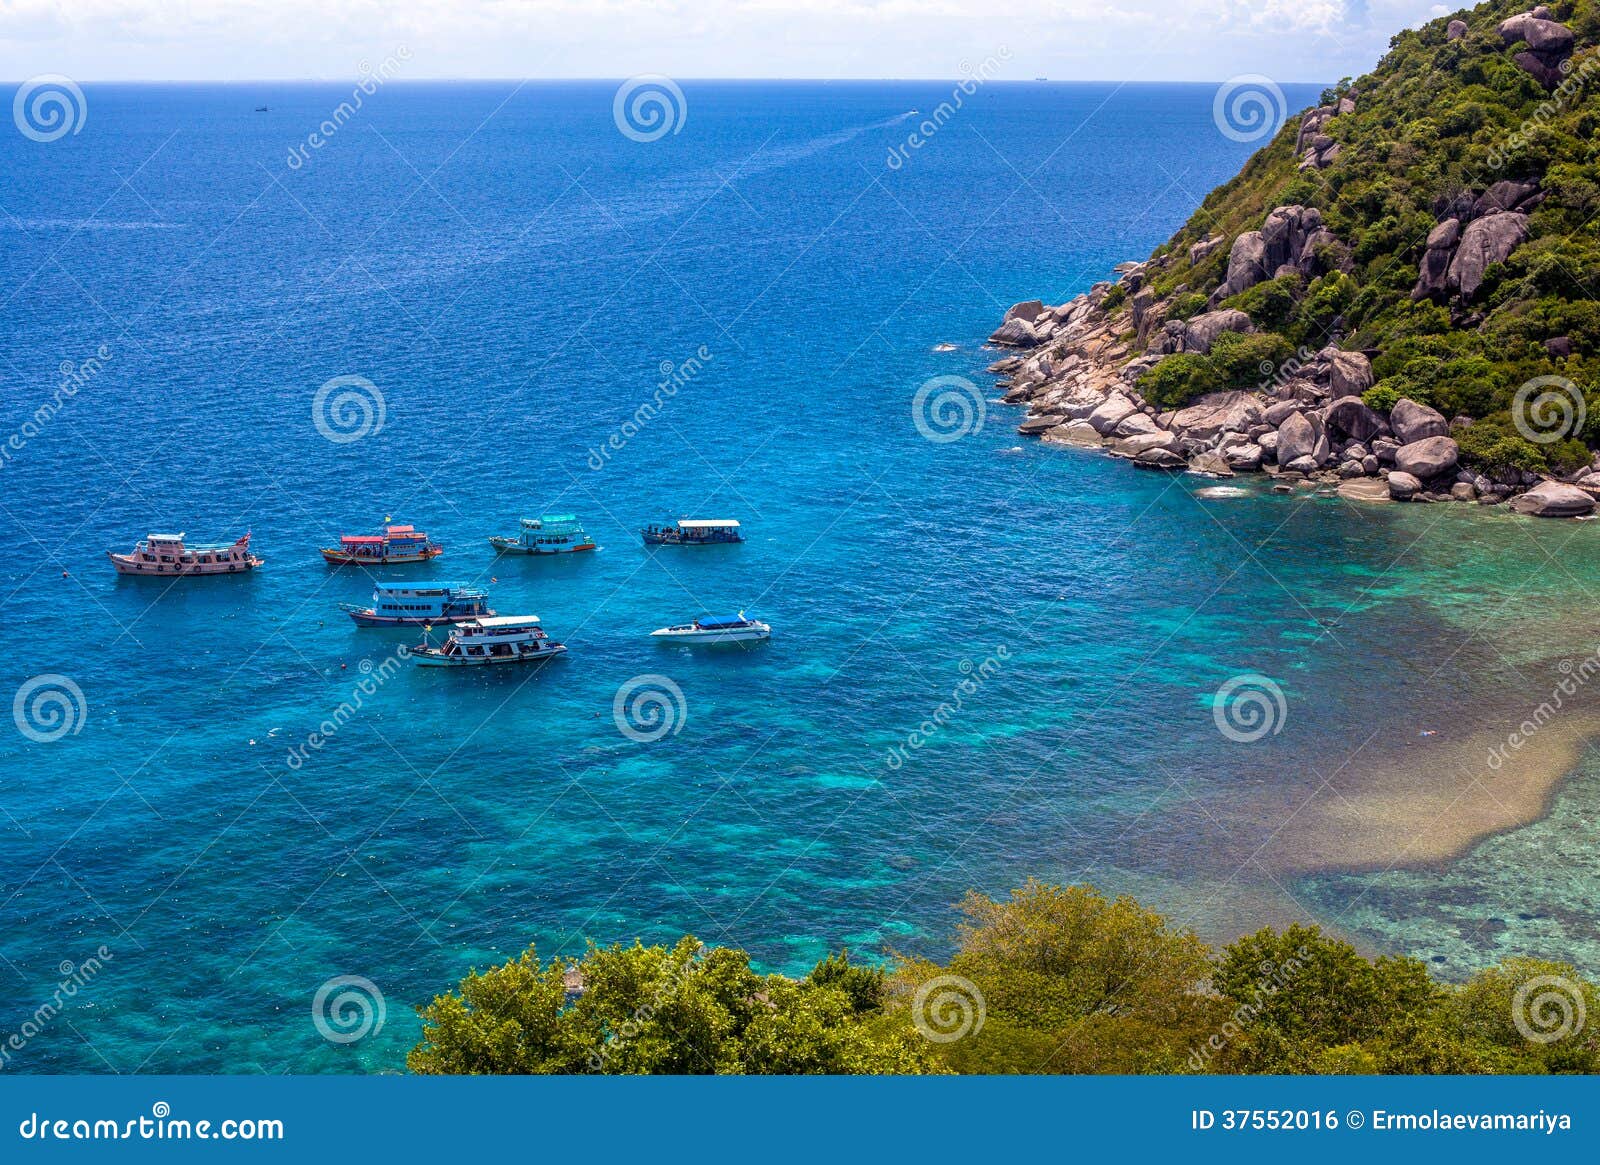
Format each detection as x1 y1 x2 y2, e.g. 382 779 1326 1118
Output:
489 537 597 555
413 643 567 667
651 628 770 643
107 553 263 576
344 607 493 628
321 548 442 566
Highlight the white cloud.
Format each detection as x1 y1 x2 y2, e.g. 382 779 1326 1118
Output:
0 0 1450 80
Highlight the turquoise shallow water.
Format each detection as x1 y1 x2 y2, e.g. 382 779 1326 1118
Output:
2 80 1599 1073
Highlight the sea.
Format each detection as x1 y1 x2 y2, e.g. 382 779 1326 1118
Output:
2 80 1598 1073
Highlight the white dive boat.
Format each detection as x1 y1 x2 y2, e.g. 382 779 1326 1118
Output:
412 616 567 667
650 612 770 644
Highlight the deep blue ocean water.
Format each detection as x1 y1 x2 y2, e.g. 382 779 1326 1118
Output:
3 80 1599 1073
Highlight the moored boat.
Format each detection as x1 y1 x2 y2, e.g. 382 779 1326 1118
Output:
412 616 567 667
489 515 597 555
342 581 493 627
640 519 743 546
651 612 770 643
107 532 262 576
321 524 441 566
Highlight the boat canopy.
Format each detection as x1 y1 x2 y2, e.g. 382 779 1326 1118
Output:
698 615 750 629
375 581 469 594
340 535 385 545
386 525 417 534
474 615 541 628
148 533 185 541
678 519 740 528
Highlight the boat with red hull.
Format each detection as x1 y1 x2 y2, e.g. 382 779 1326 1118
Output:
321 524 442 566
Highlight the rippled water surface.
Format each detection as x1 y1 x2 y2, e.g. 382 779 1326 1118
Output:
2 81 1598 1073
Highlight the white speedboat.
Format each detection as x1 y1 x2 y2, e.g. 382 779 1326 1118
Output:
650 612 770 644
412 616 567 667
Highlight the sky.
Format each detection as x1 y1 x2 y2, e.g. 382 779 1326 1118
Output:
0 0 1462 83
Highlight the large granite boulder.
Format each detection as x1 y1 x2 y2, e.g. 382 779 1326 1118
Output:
1389 398 1449 443
1394 436 1460 479
1215 206 1327 300
1223 442 1263 471
1108 431 1178 456
1509 480 1597 517
1169 389 1262 439
1087 392 1138 435
1447 19 1468 39
1448 212 1529 299
1387 471 1422 501
1133 447 1187 470
1219 232 1270 300
990 316 1041 346
1003 299 1044 323
1326 350 1374 397
1114 411 1161 438
1413 218 1460 299
1181 309 1252 355
1326 395 1384 443
1275 411 1327 466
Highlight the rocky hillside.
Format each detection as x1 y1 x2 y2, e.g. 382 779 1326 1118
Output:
990 0 1600 517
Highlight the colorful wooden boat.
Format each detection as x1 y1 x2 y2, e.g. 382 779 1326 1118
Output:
489 515 597 555
107 532 262 576
320 524 441 566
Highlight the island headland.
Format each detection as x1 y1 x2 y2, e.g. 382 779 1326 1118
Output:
989 2 1600 520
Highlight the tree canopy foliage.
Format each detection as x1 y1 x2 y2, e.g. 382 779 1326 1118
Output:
410 880 1600 1075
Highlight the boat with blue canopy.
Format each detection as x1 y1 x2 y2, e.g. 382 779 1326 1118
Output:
651 611 770 643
